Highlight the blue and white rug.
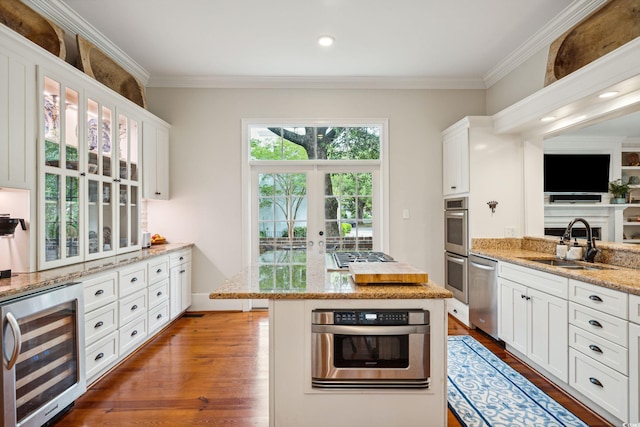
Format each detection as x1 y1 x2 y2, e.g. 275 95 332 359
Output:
447 335 588 427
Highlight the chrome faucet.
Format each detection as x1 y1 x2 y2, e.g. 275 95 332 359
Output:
562 218 599 262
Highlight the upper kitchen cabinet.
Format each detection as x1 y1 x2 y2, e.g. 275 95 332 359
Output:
622 144 640 243
37 64 143 270
442 117 524 238
0 39 36 190
442 125 469 196
142 118 170 200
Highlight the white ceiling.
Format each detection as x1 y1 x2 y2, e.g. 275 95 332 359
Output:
57 0 576 87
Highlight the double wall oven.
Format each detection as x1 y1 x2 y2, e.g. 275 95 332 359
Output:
311 309 431 389
444 197 468 304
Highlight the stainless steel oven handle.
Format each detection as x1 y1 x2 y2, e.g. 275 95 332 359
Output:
5 312 22 370
312 324 429 335
446 256 465 264
446 212 465 217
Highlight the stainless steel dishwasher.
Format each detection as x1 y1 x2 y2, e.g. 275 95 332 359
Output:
468 254 499 340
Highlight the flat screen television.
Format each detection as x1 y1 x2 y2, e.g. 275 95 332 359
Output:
544 154 610 193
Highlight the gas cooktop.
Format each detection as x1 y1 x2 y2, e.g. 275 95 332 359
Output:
331 251 395 270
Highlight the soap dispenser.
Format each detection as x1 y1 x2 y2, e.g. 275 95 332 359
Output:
555 238 568 259
566 238 583 261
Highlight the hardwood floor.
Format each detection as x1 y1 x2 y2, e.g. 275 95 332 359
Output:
54 311 612 426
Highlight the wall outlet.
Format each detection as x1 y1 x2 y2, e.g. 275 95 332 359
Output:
402 209 410 219
505 226 515 237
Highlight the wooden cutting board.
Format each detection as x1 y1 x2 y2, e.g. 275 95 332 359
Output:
349 262 428 285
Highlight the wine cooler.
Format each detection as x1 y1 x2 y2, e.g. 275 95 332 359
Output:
1 283 86 427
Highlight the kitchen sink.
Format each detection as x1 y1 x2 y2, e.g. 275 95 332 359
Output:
524 258 613 270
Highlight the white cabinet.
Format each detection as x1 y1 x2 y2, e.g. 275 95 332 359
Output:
0 40 35 189
442 125 468 196
170 249 192 319
498 262 568 381
442 116 524 238
568 279 629 422
629 294 640 423
142 119 170 200
147 255 170 333
37 64 143 270
621 146 640 243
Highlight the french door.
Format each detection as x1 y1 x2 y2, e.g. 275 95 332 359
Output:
250 165 380 293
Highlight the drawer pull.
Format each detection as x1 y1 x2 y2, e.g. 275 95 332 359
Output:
521 294 526 299
180 269 186 274
589 377 603 387
95 352 104 361
588 344 603 353
588 320 603 328
179 256 184 261
131 330 138 337
94 321 104 329
588 295 603 302
156 313 163 320
95 289 104 296
131 304 138 311
130 277 138 283
156 268 162 274
156 291 163 297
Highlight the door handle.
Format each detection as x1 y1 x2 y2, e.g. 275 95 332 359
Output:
470 262 496 271
5 312 22 370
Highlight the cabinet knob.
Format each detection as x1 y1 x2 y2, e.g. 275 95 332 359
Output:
131 277 138 283
156 268 162 274
131 304 138 311
589 344 603 353
131 330 138 337
156 313 163 320
588 320 603 328
156 291 163 297
589 377 603 387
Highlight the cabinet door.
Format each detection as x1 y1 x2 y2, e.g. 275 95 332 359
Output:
528 287 568 382
442 127 468 195
38 71 84 269
0 45 35 189
115 112 142 252
498 277 527 354
142 121 170 200
180 261 192 312
169 264 182 319
630 322 640 423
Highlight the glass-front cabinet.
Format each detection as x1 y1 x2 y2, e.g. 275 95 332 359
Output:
38 67 142 270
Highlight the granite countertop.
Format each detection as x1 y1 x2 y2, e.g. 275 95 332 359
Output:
210 254 451 300
472 237 640 296
0 243 193 303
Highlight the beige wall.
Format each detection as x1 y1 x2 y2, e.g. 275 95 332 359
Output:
144 88 485 298
486 47 549 115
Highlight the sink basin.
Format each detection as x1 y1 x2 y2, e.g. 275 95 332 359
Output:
525 258 613 270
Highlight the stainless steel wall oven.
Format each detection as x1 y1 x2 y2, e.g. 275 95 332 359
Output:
311 309 430 389
444 197 469 303
1 283 85 427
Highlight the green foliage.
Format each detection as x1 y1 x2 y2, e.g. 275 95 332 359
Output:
281 226 307 238
341 222 352 236
250 137 308 161
609 179 630 198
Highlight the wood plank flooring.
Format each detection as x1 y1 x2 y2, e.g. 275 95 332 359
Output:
54 311 612 426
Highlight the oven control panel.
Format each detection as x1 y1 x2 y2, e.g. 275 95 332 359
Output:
334 310 409 325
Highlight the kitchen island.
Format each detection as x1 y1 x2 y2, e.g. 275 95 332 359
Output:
210 254 452 427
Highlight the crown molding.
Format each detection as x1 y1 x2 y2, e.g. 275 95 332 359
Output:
483 0 609 89
22 0 151 86
146 75 486 90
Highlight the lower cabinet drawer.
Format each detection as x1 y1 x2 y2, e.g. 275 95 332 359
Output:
148 279 169 308
569 348 628 420
85 302 118 346
119 290 147 326
569 302 628 347
84 272 118 312
148 301 170 333
119 316 147 355
86 331 119 381
569 324 628 375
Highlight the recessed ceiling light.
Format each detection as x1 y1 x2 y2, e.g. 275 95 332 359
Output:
598 91 619 99
318 35 335 47
540 116 556 122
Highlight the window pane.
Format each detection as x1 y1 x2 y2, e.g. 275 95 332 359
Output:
250 125 380 161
